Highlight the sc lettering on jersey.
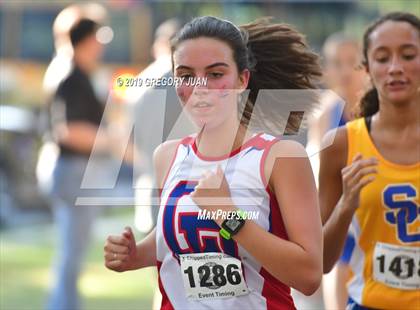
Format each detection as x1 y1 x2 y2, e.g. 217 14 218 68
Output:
382 184 420 243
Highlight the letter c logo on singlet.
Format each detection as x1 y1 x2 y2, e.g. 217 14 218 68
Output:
383 184 420 243
163 181 238 259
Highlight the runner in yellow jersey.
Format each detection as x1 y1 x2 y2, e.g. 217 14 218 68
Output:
319 12 420 310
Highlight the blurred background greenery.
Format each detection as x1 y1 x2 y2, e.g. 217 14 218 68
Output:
0 210 157 310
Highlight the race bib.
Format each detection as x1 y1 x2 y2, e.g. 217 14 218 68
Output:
373 242 420 290
180 252 249 300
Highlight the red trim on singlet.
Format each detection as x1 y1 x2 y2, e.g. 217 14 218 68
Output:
157 260 174 310
258 136 296 310
260 190 295 310
260 267 296 310
259 136 280 189
191 132 264 161
159 136 194 197
159 133 295 309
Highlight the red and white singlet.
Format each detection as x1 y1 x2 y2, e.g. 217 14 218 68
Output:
156 133 296 310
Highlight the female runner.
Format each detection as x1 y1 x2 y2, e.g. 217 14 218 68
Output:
105 16 323 309
320 12 419 310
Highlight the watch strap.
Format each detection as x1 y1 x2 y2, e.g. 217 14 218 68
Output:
219 209 246 240
220 227 231 240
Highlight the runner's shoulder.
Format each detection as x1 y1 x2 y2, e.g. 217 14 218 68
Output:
153 139 182 188
321 125 348 168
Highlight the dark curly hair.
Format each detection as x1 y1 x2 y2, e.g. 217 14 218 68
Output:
360 12 420 117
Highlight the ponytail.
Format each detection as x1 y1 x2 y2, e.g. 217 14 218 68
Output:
171 16 321 135
359 87 379 117
240 19 321 133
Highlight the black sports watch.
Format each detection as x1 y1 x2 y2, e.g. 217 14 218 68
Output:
220 210 246 240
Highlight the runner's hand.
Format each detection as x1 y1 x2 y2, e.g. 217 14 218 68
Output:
340 153 378 214
104 227 138 272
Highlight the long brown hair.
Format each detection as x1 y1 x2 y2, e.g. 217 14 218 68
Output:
171 16 321 135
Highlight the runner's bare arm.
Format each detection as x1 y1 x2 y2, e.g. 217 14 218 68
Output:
198 140 323 295
319 128 349 272
105 139 181 271
134 140 182 267
320 127 377 272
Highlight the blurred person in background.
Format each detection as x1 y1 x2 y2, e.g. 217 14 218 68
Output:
309 32 367 152
305 32 367 310
42 3 107 98
42 4 81 99
130 18 194 234
44 17 119 310
129 19 195 309
320 33 367 310
38 2 108 195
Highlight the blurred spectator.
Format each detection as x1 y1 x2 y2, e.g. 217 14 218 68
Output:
129 18 194 234
38 3 108 193
306 32 368 310
44 16 117 310
127 19 195 310
42 3 107 98
307 33 367 171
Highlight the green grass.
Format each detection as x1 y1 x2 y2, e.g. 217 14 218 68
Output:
0 216 157 310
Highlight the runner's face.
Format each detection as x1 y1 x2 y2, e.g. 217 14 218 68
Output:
173 37 249 129
366 21 420 105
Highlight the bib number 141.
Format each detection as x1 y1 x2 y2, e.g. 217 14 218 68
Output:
373 242 419 290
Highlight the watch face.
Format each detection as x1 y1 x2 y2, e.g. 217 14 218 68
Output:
225 219 241 231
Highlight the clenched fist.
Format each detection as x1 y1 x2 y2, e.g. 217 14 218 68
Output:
190 165 233 209
104 227 139 272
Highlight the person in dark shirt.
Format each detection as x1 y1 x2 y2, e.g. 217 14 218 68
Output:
51 19 110 158
47 18 114 310
54 65 104 156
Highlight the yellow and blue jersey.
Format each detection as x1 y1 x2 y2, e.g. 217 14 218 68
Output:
345 118 419 309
